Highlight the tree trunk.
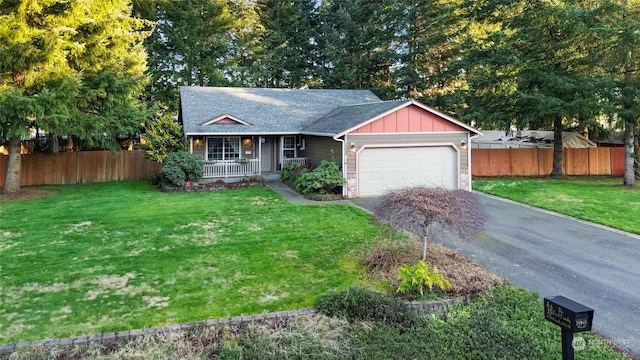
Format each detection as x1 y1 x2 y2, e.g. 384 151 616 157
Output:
51 135 59 154
621 69 636 185
623 121 636 186
551 115 563 176
421 227 429 261
635 133 639 179
66 134 74 151
3 137 22 193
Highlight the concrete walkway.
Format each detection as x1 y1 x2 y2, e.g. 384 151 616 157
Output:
263 178 353 205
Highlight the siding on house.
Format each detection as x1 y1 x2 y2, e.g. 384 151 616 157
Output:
304 136 342 168
351 105 466 134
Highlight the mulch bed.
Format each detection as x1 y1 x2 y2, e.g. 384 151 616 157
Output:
160 178 264 193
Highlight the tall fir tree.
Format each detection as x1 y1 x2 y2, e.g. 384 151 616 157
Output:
392 0 468 114
594 0 640 186
0 0 151 193
460 0 602 176
317 0 397 98
224 1 265 87
253 0 319 88
138 0 237 110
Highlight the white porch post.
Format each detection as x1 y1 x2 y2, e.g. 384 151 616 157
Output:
258 137 262 175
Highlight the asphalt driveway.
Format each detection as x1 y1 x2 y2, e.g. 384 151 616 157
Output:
352 193 640 357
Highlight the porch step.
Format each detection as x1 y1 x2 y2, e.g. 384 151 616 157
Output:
261 172 282 182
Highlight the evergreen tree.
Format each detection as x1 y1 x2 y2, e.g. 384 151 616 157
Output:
461 0 602 176
0 0 151 193
595 0 640 186
392 0 468 113
143 113 187 164
253 0 319 88
317 0 397 98
224 1 265 86
139 0 237 110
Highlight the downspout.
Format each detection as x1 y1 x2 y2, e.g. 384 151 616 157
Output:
469 133 481 191
333 134 347 197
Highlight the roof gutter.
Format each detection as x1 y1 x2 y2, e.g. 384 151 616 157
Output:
299 131 336 137
184 131 300 137
332 134 347 197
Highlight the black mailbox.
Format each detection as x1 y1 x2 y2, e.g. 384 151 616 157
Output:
544 296 594 333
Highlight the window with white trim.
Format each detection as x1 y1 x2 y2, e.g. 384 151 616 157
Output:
207 137 240 161
282 136 296 158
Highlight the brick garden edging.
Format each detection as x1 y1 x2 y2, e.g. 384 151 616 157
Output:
0 299 459 356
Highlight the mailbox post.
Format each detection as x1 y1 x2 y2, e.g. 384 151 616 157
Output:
544 296 594 360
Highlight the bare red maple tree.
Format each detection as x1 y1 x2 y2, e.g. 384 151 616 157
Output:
373 186 486 260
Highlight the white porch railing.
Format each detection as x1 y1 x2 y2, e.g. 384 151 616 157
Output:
282 158 307 167
203 159 260 178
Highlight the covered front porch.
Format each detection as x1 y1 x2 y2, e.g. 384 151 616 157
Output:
190 134 308 179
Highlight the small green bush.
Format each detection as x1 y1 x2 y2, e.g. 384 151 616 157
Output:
316 286 417 327
159 163 186 186
281 163 307 185
159 151 204 186
295 160 344 195
397 260 452 296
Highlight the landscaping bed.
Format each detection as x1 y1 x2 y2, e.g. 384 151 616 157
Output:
3 285 631 360
159 177 264 193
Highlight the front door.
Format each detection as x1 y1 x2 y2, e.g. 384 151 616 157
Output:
260 137 272 172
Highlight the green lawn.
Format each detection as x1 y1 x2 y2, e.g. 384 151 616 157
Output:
0 180 632 359
0 181 380 343
473 176 640 235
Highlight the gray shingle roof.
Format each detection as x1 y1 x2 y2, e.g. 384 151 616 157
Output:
180 87 382 135
302 100 409 134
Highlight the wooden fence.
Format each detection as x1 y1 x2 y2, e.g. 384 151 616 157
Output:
1 148 626 187
471 147 625 176
0 150 161 188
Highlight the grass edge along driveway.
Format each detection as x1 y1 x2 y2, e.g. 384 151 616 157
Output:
0 181 380 343
473 176 640 236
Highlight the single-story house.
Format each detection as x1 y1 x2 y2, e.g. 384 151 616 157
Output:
179 86 482 198
471 130 597 149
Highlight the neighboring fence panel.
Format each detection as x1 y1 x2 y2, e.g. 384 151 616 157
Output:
511 148 539 176
537 149 554 175
610 147 625 175
472 147 625 177
470 149 511 176
564 148 589 175
588 148 611 175
0 150 161 188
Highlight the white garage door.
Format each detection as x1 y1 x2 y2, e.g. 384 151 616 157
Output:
358 146 457 197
